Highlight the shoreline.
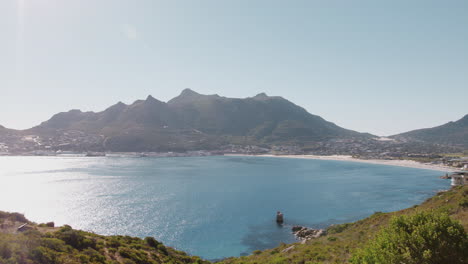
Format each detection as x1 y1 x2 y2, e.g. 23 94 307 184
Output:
225 154 455 172
0 153 456 172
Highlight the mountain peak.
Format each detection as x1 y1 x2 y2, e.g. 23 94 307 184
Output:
146 95 156 101
112 101 127 108
457 114 468 125
144 95 164 105
168 89 204 105
253 92 269 99
105 101 127 112
180 88 200 97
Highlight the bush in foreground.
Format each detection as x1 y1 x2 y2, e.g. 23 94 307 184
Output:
351 211 468 264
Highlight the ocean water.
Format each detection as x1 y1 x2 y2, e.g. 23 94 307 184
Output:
0 156 450 260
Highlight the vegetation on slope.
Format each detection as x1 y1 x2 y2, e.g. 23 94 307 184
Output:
0 212 208 264
220 186 468 264
351 212 467 264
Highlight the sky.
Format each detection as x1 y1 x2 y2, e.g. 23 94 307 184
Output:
0 0 467 136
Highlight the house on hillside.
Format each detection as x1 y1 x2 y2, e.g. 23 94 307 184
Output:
449 172 467 186
444 158 468 170
16 223 33 233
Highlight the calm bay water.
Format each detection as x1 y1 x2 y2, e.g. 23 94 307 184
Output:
0 156 449 259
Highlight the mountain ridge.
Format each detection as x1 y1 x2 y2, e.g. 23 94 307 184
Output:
1 90 466 153
10 90 371 152
392 114 468 148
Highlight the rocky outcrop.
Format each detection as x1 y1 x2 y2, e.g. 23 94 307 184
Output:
276 211 284 223
292 226 326 242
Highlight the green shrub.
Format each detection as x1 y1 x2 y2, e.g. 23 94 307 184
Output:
144 237 160 248
157 244 168 255
122 259 137 264
107 237 122 248
327 223 352 234
118 247 135 259
459 196 468 208
40 238 67 252
55 227 96 250
30 246 59 264
76 253 90 263
81 248 106 263
7 212 28 223
0 242 12 259
351 211 468 264
118 247 151 264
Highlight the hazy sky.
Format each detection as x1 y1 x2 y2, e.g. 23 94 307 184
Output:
1 0 467 136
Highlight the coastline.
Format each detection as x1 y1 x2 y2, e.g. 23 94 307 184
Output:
1 154 464 262
1 153 456 172
225 154 455 172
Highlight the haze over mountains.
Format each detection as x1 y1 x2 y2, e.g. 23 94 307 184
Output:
0 89 466 154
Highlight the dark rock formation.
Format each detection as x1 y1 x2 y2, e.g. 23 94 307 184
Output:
292 226 326 241
276 211 284 223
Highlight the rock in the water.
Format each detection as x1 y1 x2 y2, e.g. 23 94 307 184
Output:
292 225 303 232
291 226 326 241
276 211 284 223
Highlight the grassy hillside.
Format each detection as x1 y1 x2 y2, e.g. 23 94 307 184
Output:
0 212 209 264
1 186 466 264
220 186 468 264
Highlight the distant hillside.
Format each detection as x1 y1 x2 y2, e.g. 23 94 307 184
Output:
0 125 9 132
23 89 371 152
392 114 468 149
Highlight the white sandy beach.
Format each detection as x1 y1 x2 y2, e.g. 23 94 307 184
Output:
226 154 455 172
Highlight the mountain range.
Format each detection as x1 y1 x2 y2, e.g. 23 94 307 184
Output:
0 89 466 153
28 89 370 151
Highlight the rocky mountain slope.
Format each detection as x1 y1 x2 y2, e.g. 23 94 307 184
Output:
4 89 371 152
1 90 466 154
